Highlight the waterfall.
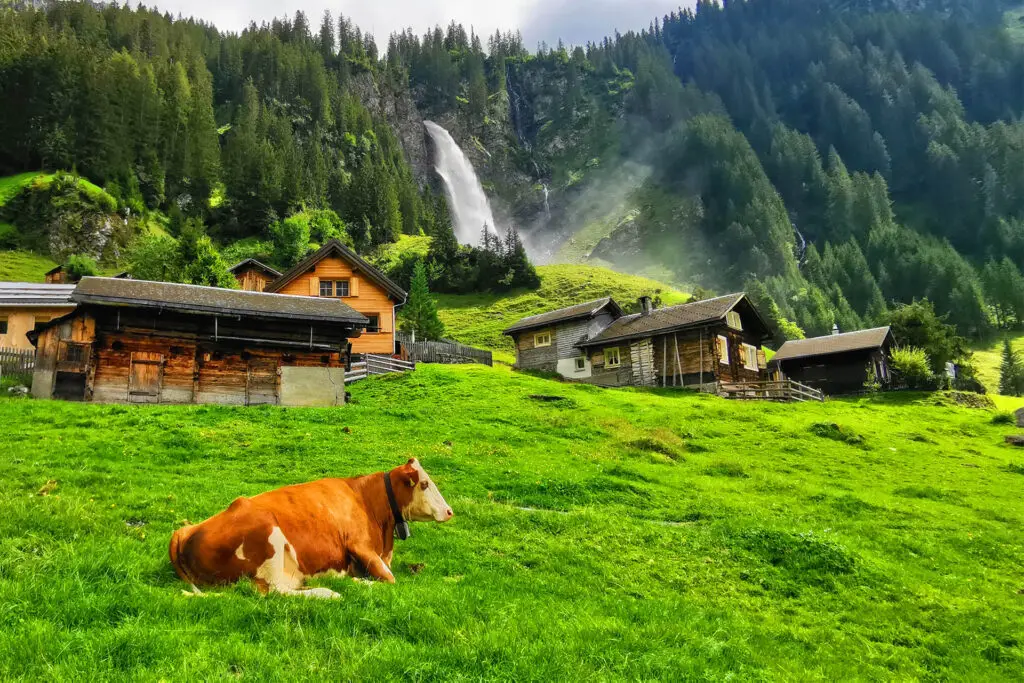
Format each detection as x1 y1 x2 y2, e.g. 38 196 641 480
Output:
542 184 551 221
424 121 500 245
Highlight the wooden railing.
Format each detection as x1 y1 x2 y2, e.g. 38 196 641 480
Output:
0 347 34 384
345 354 416 384
718 379 824 403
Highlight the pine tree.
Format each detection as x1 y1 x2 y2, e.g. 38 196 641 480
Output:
999 339 1023 397
400 260 445 341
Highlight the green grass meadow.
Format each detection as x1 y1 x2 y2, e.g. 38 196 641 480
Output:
1 365 1022 679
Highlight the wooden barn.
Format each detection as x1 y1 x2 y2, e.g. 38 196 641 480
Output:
30 277 367 406
504 293 771 389
770 326 894 395
229 258 282 292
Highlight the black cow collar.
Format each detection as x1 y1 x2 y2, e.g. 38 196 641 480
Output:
384 471 411 540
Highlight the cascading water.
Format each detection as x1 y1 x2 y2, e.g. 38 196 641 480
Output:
424 121 500 245
542 184 551 221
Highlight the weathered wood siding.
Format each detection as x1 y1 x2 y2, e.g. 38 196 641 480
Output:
585 344 634 386
514 326 558 372
276 255 396 355
234 268 275 292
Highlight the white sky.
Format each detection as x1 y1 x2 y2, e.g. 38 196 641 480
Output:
152 0 691 50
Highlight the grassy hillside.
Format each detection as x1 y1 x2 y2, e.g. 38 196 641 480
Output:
0 366 1021 678
436 264 689 362
973 332 1024 397
0 250 58 282
0 171 111 208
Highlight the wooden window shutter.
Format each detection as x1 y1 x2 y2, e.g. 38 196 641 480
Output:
309 276 320 296
350 276 360 297
381 310 393 333
757 349 767 369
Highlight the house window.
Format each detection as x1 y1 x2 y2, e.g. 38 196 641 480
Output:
33 317 48 332
718 335 730 365
605 347 621 368
535 332 552 347
574 357 586 372
743 344 758 370
319 280 351 297
0 318 7 335
726 311 743 331
365 315 380 333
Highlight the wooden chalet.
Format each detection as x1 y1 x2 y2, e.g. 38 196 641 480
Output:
229 258 282 292
30 277 367 406
256 240 407 356
504 293 771 388
0 282 76 350
770 326 894 395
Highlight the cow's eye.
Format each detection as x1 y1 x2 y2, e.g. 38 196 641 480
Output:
420 481 429 491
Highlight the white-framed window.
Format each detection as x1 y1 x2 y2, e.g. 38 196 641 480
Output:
718 335 730 365
320 280 351 297
605 347 621 368
365 314 380 333
574 357 586 372
535 332 552 347
726 310 743 330
319 280 333 297
743 343 758 370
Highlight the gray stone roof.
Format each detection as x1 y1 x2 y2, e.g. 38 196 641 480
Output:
0 282 77 307
771 327 893 363
72 277 368 324
578 293 748 347
503 298 622 335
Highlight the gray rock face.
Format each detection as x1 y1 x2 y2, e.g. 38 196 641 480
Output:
351 73 431 186
1005 434 1024 447
1016 407 1024 428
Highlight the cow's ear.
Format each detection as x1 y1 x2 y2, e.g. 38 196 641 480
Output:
406 467 420 487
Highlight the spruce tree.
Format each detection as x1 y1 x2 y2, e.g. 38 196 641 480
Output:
400 261 445 341
999 339 1023 397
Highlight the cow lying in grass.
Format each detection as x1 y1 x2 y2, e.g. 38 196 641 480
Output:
169 458 453 598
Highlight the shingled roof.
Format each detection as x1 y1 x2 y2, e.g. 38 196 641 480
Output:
503 297 623 335
771 327 893 363
577 293 755 347
0 282 77 307
71 277 368 325
265 239 406 301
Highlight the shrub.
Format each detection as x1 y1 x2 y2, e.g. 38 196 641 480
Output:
65 254 99 280
890 346 933 390
990 412 1014 425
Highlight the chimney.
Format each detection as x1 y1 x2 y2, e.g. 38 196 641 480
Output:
832 323 840 336
639 296 653 315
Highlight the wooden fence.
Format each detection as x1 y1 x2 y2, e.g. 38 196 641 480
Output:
718 379 825 403
0 347 35 384
395 331 492 366
345 354 416 384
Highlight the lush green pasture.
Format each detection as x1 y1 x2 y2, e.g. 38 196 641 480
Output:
0 366 1022 679
436 264 688 362
0 249 58 282
974 332 1024 397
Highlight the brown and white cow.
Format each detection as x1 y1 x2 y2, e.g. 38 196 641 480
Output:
168 458 452 598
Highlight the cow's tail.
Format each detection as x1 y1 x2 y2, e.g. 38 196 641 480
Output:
169 523 202 594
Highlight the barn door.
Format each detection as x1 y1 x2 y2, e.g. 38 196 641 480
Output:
246 359 278 406
129 352 163 403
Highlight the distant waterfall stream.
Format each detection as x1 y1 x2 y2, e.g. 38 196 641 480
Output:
424 121 500 245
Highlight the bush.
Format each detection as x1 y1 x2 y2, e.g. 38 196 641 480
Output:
990 412 1014 425
65 254 99 280
890 346 933 390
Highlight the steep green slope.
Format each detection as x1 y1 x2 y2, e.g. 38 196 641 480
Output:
974 332 1024 397
0 366 1021 678
435 264 689 362
0 250 58 282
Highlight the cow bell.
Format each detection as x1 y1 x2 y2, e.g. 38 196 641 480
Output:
395 520 411 540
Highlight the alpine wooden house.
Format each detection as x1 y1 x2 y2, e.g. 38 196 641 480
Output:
30 277 367 406
770 326 895 395
232 240 407 356
503 293 771 388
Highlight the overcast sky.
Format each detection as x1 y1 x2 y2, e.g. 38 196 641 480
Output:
154 0 691 50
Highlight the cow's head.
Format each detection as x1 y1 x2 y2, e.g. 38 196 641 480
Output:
395 458 453 523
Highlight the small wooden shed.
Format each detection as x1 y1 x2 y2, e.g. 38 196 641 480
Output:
30 277 367 406
770 326 894 395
